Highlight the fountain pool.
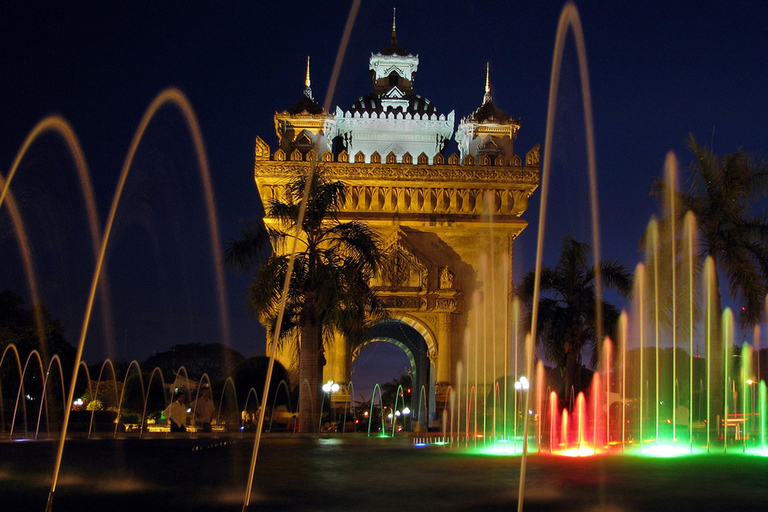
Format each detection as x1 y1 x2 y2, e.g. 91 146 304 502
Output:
3 2 768 511
2 435 768 512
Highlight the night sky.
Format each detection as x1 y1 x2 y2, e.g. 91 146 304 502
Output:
1 1 767 392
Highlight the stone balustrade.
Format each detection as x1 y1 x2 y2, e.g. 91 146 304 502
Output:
254 136 539 218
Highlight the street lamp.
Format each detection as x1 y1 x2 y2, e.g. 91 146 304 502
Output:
393 409 408 432
746 379 756 439
322 380 340 393
321 381 340 430
513 377 529 446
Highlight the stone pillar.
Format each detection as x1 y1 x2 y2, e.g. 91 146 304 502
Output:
324 330 351 408
324 331 350 384
434 312 454 429
436 312 453 384
298 293 320 433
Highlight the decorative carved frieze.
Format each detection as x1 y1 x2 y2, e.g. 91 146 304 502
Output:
435 297 462 313
335 107 454 125
380 296 428 311
439 267 455 290
387 252 411 286
427 346 438 365
376 229 431 289
260 182 533 217
526 144 540 167
254 160 538 185
254 136 270 160
370 230 464 314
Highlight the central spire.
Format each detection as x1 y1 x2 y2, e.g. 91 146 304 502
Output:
391 8 397 46
483 62 492 104
304 56 313 100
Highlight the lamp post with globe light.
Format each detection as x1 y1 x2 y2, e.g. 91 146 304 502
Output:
514 377 529 449
321 380 340 431
746 379 756 440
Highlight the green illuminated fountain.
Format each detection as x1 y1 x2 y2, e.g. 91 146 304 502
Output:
4 3 768 512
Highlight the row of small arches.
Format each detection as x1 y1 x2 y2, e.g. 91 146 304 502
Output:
345 186 524 215
262 184 526 216
272 147 524 167
335 108 451 122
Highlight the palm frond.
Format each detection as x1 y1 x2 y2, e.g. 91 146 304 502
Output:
519 235 631 380
222 219 271 272
668 135 768 328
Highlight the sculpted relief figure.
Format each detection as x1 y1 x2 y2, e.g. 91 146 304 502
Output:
439 266 454 290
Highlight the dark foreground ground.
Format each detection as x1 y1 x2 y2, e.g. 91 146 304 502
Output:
1 434 767 512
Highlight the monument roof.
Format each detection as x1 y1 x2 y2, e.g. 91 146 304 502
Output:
379 8 411 56
468 99 511 123
349 12 444 117
281 56 326 116
286 94 325 116
379 31 410 57
349 92 438 116
464 64 518 125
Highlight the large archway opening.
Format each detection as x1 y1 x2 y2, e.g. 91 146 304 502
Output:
350 319 435 430
351 341 411 403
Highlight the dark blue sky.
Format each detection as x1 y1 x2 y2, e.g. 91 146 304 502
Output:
1 1 767 373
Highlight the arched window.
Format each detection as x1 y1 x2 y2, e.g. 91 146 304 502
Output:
296 133 312 147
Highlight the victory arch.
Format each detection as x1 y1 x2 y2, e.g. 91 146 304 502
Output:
253 23 539 429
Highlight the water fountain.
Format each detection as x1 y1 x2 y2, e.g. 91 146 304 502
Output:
3 1 768 511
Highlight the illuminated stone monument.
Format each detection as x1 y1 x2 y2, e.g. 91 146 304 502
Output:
253 21 539 428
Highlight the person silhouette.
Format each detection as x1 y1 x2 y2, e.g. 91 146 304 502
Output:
164 392 189 433
190 387 215 433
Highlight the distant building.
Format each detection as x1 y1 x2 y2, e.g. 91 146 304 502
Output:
253 16 539 429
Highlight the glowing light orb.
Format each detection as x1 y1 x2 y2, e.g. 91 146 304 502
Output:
639 444 691 458
478 443 523 456
556 446 596 457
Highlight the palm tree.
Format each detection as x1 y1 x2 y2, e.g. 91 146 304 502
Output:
652 135 768 437
224 169 384 432
654 134 768 328
519 236 632 404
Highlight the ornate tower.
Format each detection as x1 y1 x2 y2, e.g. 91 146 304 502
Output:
273 57 336 158
334 17 454 164
253 21 539 429
455 63 521 164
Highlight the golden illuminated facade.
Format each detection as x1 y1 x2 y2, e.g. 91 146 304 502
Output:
254 21 539 427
